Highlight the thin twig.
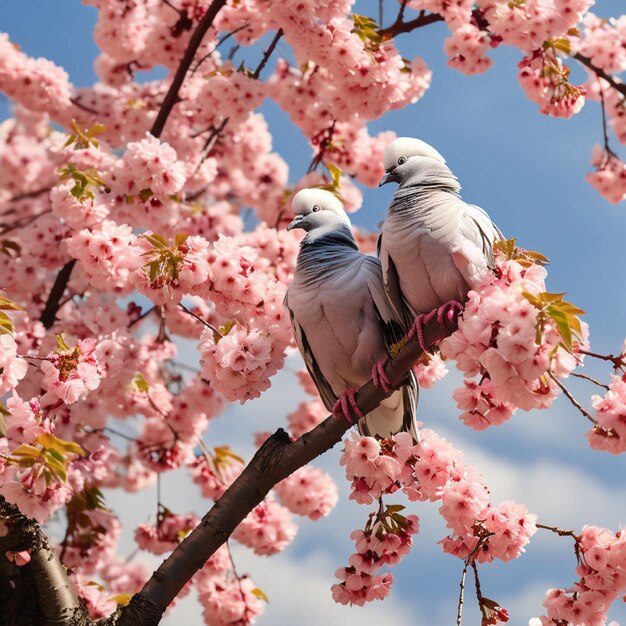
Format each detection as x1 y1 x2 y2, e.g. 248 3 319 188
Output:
194 27 284 171
536 523 579 540
190 24 250 75
178 303 223 337
150 0 228 139
70 97 100 116
598 81 619 165
378 10 444 38
549 373 597 425
456 534 490 626
128 305 158 329
570 372 610 391
579 348 625 370
456 559 468 626
0 209 52 236
2 187 51 206
573 53 626 98
252 29 284 80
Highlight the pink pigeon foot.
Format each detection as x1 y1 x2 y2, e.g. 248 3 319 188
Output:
371 359 392 394
408 300 465 352
332 388 364 424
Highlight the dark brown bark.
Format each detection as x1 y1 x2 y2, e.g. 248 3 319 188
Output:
40 259 77 330
0 496 89 626
150 0 228 139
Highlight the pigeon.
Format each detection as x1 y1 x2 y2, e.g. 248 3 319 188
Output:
378 137 503 346
285 188 419 440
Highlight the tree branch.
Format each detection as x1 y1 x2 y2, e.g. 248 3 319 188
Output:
150 0 228 139
40 259 77 330
573 53 626 99
117 312 459 626
252 29 284 79
0 496 89 626
379 11 444 39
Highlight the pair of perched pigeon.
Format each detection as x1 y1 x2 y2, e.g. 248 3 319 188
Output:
285 137 502 440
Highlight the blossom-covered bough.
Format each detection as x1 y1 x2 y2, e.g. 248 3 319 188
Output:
1 0 626 625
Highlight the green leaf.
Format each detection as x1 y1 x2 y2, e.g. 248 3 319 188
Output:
138 188 154 202
251 587 269 603
175 232 189 247
547 305 573 351
111 593 133 606
38 433 85 457
1 240 21 257
0 295 21 311
215 320 236 343
83 486 109 511
144 234 169 249
133 372 150 393
0 311 14 335
214 446 245 465
11 443 43 459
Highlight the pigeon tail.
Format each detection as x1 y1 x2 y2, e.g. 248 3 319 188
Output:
357 371 419 442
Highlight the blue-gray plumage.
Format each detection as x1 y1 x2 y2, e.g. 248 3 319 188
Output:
284 188 418 440
378 137 503 326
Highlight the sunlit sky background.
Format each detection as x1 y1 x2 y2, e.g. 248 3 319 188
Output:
2 1 626 625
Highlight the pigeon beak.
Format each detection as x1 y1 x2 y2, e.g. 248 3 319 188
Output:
379 170 395 187
287 214 305 231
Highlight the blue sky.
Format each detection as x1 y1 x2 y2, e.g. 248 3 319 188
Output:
2 2 626 625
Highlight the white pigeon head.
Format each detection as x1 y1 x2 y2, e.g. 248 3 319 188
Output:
287 188 351 235
379 137 448 187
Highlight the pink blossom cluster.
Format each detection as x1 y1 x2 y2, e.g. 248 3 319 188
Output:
0 334 28 394
66 221 141 292
440 255 586 429
518 50 586 118
337 429 536 605
576 13 626 74
134 234 211 305
331 513 419 606
0 33 73 117
587 373 626 454
534 525 626 626
41 337 102 405
58 508 121 575
197 571 265 626
111 133 187 200
188 449 245 501
477 0 593 54
274 465 338 520
340 433 405 505
231 498 297 556
0 450 74 523
135 511 199 555
197 234 293 403
444 24 494 75
413 352 449 389
586 145 626 204
286 398 329 438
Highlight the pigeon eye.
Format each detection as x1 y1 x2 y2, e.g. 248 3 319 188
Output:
397 156 407 165
312 205 321 212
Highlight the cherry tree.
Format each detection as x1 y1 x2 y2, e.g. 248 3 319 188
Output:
0 1 625 625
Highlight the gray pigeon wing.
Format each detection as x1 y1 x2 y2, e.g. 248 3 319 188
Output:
451 203 503 285
285 294 337 412
377 234 414 330
464 204 504 270
360 257 420 440
362 256 407 345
